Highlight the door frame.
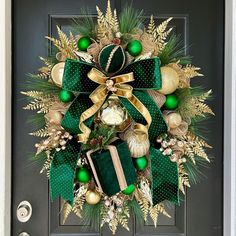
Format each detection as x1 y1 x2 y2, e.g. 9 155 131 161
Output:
0 0 235 235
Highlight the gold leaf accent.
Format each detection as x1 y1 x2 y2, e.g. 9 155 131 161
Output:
178 164 190 194
21 91 55 113
177 89 214 119
96 0 119 42
149 203 171 227
62 201 73 224
46 26 77 59
72 195 86 218
30 126 49 138
178 131 212 163
134 188 149 221
147 16 173 54
40 151 53 175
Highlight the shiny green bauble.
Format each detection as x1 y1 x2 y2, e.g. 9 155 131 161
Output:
76 167 91 183
59 89 75 103
164 94 179 110
122 184 135 195
134 156 148 171
77 36 92 51
127 40 142 57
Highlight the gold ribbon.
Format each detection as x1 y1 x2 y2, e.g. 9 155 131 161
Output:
86 145 128 192
77 67 152 143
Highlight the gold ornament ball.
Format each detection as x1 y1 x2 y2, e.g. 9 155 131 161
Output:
164 112 182 129
51 62 65 87
47 110 63 125
158 67 179 95
85 190 101 205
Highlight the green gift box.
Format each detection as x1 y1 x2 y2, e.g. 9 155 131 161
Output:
86 140 137 196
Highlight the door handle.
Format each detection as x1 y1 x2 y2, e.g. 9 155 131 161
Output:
18 232 30 236
16 201 32 223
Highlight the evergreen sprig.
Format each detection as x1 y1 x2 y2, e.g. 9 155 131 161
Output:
119 5 143 35
159 34 192 65
81 124 117 151
72 8 97 38
25 74 61 94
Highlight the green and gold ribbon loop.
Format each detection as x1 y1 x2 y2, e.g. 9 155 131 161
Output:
61 57 166 143
78 67 151 142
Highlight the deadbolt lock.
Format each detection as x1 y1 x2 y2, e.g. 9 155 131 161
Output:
16 201 32 223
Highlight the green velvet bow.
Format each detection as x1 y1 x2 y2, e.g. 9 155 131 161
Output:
49 57 179 206
61 58 166 143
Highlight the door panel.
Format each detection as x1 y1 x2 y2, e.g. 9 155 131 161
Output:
12 0 224 235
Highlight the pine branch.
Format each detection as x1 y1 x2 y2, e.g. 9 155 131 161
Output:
159 34 192 65
119 5 143 35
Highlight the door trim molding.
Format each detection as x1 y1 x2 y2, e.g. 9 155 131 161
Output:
1 0 235 235
224 0 236 236
0 0 11 235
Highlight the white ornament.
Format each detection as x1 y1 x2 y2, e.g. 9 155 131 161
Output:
51 62 65 87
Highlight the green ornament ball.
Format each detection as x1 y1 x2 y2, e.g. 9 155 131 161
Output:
122 184 135 195
164 94 179 110
98 44 126 74
59 89 75 103
134 156 148 171
77 36 92 51
76 167 91 183
127 40 142 57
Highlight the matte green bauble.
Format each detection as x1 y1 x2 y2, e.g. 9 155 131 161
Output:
164 94 179 110
134 156 148 171
98 44 126 74
76 167 91 183
122 184 135 195
59 89 75 103
127 40 142 57
77 37 92 51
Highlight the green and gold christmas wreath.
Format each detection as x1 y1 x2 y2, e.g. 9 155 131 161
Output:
22 1 214 234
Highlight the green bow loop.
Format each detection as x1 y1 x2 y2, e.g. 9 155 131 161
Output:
121 57 162 90
62 59 97 93
62 57 162 93
61 94 94 134
150 147 180 206
61 57 166 139
120 91 167 143
50 140 81 205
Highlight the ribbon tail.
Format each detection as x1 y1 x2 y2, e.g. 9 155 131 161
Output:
50 140 81 205
120 91 167 143
78 98 106 142
61 94 94 135
150 147 180 206
136 91 168 142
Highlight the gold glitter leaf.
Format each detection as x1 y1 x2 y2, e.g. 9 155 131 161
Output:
149 203 171 227
62 201 73 224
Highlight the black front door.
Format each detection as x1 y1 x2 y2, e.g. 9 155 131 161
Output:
12 0 224 235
